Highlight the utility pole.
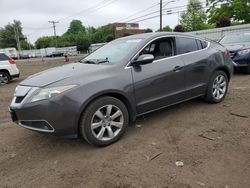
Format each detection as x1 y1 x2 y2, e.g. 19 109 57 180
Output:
13 25 21 58
160 0 163 31
48 21 59 47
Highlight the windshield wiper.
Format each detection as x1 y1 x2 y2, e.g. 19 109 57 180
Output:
80 58 109 64
96 57 109 64
79 59 97 64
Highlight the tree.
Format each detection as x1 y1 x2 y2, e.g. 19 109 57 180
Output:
162 25 173 32
35 36 55 49
216 15 231 27
173 25 185 32
180 0 207 32
0 20 32 49
207 0 250 24
106 35 114 42
65 20 86 35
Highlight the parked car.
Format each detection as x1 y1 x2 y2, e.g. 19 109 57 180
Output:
9 32 233 146
220 32 250 74
19 54 30 59
46 51 64 57
0 52 19 85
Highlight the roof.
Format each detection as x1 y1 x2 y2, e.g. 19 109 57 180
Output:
120 32 207 41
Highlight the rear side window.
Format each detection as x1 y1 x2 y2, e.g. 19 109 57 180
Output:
201 41 208 49
175 37 199 55
196 40 203 50
0 53 10 61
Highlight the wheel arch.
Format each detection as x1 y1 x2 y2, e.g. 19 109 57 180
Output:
0 69 11 77
215 66 231 81
76 90 136 135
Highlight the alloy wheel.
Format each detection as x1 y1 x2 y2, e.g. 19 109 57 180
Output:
212 75 227 100
91 105 124 141
0 73 9 85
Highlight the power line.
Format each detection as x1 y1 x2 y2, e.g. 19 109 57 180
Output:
25 0 118 37
122 10 159 23
116 2 160 22
121 1 208 24
58 0 117 22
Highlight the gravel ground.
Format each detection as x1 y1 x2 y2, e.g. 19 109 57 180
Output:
0 57 250 188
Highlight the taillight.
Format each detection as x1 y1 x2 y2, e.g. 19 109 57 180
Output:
9 58 15 64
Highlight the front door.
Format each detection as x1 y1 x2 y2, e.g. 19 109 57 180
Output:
131 37 185 114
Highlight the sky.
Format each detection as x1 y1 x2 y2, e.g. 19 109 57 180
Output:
0 0 206 44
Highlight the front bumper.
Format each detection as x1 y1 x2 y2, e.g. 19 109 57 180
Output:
9 86 82 136
232 53 250 68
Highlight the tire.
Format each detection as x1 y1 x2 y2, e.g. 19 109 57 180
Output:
245 64 250 74
79 96 129 147
204 70 229 103
0 72 10 85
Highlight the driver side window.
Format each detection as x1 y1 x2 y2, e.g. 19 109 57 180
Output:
139 38 174 61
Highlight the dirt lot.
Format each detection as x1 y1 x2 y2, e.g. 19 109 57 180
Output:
0 57 250 188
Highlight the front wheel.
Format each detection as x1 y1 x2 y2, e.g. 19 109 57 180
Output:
245 64 250 74
80 96 129 147
204 71 229 103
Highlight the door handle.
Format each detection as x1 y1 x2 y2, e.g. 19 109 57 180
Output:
173 66 183 72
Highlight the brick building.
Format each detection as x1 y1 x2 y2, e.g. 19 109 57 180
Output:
103 23 152 38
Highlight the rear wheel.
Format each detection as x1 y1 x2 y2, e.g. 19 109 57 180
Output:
0 72 10 85
204 70 228 103
80 96 129 147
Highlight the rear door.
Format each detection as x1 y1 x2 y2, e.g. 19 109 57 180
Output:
175 37 211 98
131 37 185 114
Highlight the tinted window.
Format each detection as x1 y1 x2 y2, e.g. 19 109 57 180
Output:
201 41 208 49
0 53 9 61
176 37 199 55
196 40 203 50
140 38 174 60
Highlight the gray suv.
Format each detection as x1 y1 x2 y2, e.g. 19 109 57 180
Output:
9 32 233 146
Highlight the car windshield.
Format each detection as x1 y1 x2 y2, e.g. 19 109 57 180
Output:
220 33 250 44
81 38 142 64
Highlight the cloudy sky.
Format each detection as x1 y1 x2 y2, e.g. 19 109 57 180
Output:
0 0 206 44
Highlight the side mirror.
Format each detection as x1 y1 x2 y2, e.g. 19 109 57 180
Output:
132 54 154 65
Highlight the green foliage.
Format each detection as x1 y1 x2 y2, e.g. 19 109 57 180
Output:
35 36 55 49
207 0 250 24
90 27 113 43
0 20 32 49
65 20 86 35
35 20 113 52
180 0 208 32
162 25 173 32
20 40 34 50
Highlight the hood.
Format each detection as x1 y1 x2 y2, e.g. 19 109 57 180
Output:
223 43 250 52
20 63 111 87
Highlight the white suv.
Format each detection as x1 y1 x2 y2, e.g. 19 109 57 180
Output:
0 52 19 85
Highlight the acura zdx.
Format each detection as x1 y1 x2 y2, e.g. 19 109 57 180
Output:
9 32 233 146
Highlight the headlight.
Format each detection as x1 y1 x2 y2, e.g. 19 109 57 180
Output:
238 48 250 56
30 85 77 103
